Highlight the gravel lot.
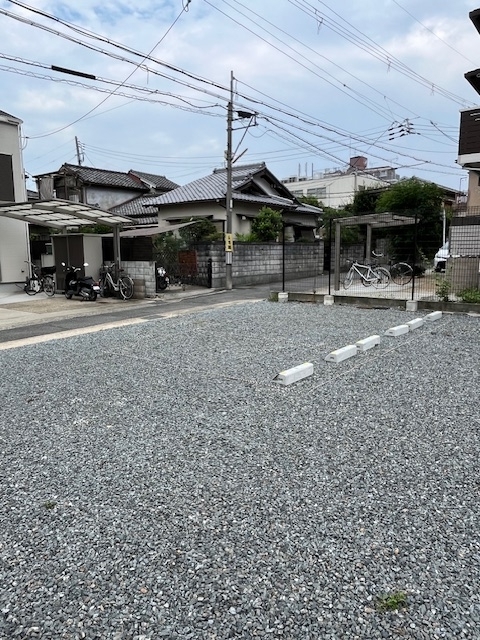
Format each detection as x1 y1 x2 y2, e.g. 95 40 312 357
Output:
0 301 478 639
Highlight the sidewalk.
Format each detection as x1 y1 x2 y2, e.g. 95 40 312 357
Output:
0 284 217 331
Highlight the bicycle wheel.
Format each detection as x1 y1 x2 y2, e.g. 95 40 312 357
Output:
99 277 108 298
43 276 55 296
343 268 354 289
390 262 413 285
372 267 390 289
25 277 39 295
119 276 134 300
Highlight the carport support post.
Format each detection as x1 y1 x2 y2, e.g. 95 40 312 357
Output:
365 224 372 262
334 219 341 291
113 224 121 275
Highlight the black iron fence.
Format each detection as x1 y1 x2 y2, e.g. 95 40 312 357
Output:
280 212 480 303
154 245 212 291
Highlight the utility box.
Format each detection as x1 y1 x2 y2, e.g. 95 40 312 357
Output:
52 234 103 291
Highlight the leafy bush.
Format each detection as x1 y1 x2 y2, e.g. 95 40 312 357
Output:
435 276 451 302
235 232 257 242
251 207 283 242
459 288 480 303
179 217 221 245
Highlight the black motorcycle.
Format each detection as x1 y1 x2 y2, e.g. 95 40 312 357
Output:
156 266 170 291
63 263 100 301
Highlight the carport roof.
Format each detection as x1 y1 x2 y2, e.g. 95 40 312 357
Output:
0 199 132 229
334 212 416 227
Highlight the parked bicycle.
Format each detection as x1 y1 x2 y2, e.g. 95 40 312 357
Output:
372 252 413 285
98 264 134 300
22 261 56 296
343 259 390 289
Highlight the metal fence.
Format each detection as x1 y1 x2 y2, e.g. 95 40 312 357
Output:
281 212 480 303
154 245 212 291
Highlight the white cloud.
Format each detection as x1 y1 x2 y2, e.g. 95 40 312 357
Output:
0 0 477 189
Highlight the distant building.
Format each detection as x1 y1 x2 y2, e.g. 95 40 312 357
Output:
282 156 399 209
34 164 179 226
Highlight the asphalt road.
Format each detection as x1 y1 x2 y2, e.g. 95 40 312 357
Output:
0 284 274 346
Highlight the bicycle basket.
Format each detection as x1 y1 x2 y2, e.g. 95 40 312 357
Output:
40 266 56 276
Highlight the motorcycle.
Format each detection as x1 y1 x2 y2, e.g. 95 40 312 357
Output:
62 262 100 301
156 266 170 291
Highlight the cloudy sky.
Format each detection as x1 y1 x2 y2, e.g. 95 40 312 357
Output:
1 0 480 193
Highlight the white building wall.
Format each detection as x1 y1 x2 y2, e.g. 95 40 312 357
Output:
84 186 141 211
0 113 30 282
283 173 390 209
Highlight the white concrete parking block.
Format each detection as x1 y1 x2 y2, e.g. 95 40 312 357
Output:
407 318 424 331
325 344 358 363
274 362 314 385
384 324 409 337
425 311 442 322
356 335 381 352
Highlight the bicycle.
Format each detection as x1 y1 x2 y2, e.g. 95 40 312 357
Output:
343 259 390 289
371 252 413 285
98 264 134 300
22 261 56 297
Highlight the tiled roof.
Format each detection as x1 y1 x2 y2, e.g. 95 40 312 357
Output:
148 163 279 206
110 195 159 227
146 162 323 218
234 193 295 207
129 170 179 192
62 164 148 190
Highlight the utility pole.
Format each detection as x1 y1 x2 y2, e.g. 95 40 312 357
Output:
225 71 234 290
224 72 256 289
75 136 83 166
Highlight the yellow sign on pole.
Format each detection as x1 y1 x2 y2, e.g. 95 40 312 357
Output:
225 233 233 252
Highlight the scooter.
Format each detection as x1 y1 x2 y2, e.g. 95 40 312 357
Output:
63 262 100 301
156 266 170 291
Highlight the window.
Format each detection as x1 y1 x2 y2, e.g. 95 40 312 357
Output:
307 187 326 197
0 154 14 201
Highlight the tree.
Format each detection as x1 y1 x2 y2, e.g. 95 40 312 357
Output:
251 207 283 241
315 203 361 245
347 187 384 214
179 217 220 246
299 194 321 208
375 178 444 260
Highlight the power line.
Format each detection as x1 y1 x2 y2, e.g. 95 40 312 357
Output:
24 2 193 138
0 64 225 118
3 0 462 183
289 0 471 106
211 0 410 121
390 0 477 65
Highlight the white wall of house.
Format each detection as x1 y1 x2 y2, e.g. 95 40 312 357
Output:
84 186 141 211
0 112 30 283
283 173 389 209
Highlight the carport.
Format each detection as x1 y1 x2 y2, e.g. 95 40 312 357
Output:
0 199 132 269
333 212 416 290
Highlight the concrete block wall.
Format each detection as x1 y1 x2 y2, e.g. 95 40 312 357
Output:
196 242 324 288
122 260 156 297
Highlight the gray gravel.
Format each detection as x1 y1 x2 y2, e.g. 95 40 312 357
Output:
0 301 479 639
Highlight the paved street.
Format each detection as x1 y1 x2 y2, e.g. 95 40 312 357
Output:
0 284 274 346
